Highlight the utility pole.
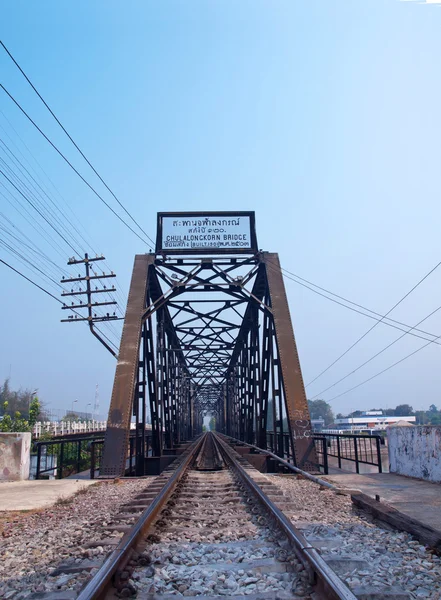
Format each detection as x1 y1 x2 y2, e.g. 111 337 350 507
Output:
60 254 123 357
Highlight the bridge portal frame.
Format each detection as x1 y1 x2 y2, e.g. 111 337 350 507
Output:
100 251 316 477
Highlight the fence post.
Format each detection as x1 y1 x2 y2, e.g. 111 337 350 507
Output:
36 444 42 480
323 437 329 474
90 443 96 480
376 436 382 473
77 441 82 474
284 434 290 461
353 436 360 474
336 435 342 469
59 442 64 479
129 437 134 475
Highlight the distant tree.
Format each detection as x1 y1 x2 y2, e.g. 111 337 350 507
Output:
0 378 47 420
394 404 414 416
29 397 41 428
62 412 81 423
0 401 30 433
202 424 207 433
348 410 363 418
429 404 438 413
336 413 344 419
307 399 334 426
209 416 216 431
415 410 426 425
429 413 441 426
383 408 396 416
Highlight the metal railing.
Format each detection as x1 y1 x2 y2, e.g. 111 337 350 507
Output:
34 432 155 479
315 432 383 474
265 431 382 474
34 435 105 479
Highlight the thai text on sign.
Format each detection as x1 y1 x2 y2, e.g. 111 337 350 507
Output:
158 213 256 253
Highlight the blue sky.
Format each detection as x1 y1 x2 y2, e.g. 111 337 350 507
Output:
1 1 440 419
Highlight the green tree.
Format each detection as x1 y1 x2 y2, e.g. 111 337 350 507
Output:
394 404 414 416
29 397 41 428
0 378 47 420
62 412 81 423
415 410 426 425
383 408 396 416
209 416 216 431
0 401 30 433
202 424 207 432
307 399 334 426
429 413 441 426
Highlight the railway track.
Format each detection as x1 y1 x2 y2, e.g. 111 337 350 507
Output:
22 433 438 600
71 432 355 600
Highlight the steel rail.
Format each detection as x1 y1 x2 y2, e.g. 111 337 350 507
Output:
194 432 224 470
220 434 337 490
213 433 357 600
77 435 204 600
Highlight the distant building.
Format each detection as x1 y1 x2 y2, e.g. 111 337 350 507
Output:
326 411 415 433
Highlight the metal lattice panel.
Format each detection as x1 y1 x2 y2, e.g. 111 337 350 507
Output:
101 251 316 476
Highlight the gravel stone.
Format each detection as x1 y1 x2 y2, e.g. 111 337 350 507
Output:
0 478 155 598
255 473 441 598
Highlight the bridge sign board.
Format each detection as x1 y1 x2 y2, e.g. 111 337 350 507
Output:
156 211 258 255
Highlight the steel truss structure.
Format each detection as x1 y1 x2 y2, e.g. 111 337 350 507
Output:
101 252 316 477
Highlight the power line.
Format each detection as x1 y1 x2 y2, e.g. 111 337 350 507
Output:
0 183 76 262
327 332 441 402
310 303 441 400
0 137 91 255
265 257 439 340
0 152 84 256
1 40 156 248
0 229 63 287
0 111 99 256
0 114 126 305
94 326 118 352
0 154 126 314
265 261 441 345
0 166 79 254
304 258 441 387
0 257 62 302
0 84 151 247
0 212 67 275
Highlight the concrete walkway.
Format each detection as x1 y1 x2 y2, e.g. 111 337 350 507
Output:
323 471 441 533
0 479 97 511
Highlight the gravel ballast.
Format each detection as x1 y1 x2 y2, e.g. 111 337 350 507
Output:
258 474 441 599
0 478 155 599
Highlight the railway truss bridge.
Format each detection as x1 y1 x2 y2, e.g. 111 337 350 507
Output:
100 211 316 478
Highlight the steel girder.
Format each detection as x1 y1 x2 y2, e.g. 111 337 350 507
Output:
100 252 316 477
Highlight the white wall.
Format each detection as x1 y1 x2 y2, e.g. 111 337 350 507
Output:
388 425 441 483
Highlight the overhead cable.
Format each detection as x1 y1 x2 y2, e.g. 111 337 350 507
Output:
310 303 441 400
304 259 441 387
264 257 439 340
264 261 441 345
0 111 99 256
1 40 155 246
0 84 150 247
1 257 62 302
327 331 441 402
0 166 79 254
